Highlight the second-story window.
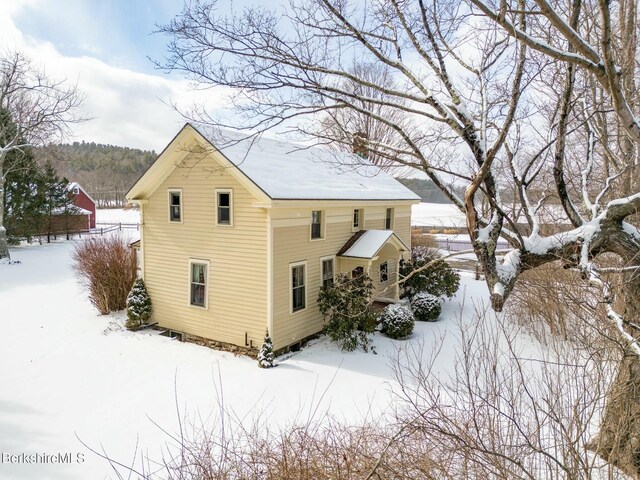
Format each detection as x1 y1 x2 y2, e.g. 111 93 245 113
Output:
385 208 394 230
311 210 322 239
169 190 182 222
217 190 232 225
353 208 363 231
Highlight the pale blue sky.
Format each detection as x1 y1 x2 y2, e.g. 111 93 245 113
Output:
12 0 180 75
0 1 268 150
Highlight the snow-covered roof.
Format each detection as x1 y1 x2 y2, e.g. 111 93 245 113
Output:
52 205 92 216
198 127 420 201
68 182 96 205
337 230 409 259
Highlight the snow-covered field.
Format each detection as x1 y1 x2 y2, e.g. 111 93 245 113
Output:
95 208 140 225
411 202 466 228
0 239 490 479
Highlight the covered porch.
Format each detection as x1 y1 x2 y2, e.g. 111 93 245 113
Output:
336 230 410 302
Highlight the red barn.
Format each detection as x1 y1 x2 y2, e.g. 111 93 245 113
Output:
68 182 97 228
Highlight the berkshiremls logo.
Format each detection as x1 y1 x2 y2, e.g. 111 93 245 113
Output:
1 452 85 464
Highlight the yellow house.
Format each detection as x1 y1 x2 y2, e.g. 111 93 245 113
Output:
126 124 420 352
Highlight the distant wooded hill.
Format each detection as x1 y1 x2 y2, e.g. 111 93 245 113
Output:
36 142 157 207
35 142 452 207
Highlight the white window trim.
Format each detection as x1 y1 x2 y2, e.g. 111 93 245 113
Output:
289 260 307 315
352 208 364 232
385 207 395 230
310 210 325 241
215 188 233 227
168 189 183 223
72 187 80 195
320 255 335 288
188 258 210 309
379 261 389 284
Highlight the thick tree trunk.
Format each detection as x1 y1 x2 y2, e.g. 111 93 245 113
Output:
0 227 9 260
0 155 9 260
592 355 640 479
590 259 640 478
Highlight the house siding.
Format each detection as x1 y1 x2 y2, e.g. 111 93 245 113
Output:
142 152 268 348
270 205 412 350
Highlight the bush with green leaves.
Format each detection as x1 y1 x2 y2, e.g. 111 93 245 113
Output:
400 253 460 299
379 304 414 339
258 329 275 368
126 277 152 330
411 292 442 322
317 273 376 352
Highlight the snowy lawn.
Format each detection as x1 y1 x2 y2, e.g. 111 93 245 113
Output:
0 240 489 479
95 208 140 225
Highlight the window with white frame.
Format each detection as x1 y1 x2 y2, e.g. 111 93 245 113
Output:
189 260 208 308
291 262 306 312
321 257 334 288
72 186 80 195
379 261 389 283
216 190 232 225
353 208 363 231
311 210 323 239
169 190 182 222
385 208 394 230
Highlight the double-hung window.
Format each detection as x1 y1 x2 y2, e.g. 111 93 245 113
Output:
385 208 394 230
311 210 323 239
216 190 232 225
291 262 306 313
169 190 182 222
379 261 389 283
321 257 334 288
353 208 363 231
189 260 208 308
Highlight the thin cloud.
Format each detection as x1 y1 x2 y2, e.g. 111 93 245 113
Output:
0 1 229 151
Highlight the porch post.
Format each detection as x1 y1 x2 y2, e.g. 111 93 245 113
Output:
394 257 401 301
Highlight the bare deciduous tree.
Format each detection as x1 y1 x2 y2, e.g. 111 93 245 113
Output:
0 50 83 259
157 0 640 474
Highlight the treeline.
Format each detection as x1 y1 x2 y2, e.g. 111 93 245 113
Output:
36 142 157 207
396 177 460 203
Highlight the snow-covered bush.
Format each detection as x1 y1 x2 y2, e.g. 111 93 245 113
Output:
400 253 460 299
379 304 414 339
411 292 442 322
258 329 275 368
73 233 136 314
126 278 152 331
317 273 376 352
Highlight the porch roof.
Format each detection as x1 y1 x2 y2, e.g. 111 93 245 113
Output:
337 230 410 259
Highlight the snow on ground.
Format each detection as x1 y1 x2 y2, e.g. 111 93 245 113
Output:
95 208 140 225
411 202 466 228
0 240 489 480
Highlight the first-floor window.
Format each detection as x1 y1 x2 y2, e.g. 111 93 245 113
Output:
190 261 208 307
291 263 306 312
321 258 334 288
379 261 389 283
352 266 364 279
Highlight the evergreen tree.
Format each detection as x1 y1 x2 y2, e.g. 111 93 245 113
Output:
126 278 152 331
39 162 71 242
2 133 44 243
257 329 275 368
